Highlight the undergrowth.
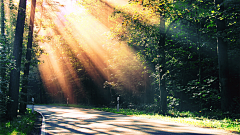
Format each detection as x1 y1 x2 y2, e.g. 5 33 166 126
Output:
0 108 36 135
93 107 240 133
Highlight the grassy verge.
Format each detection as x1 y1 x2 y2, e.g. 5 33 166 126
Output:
0 108 37 135
36 104 240 133
93 107 240 133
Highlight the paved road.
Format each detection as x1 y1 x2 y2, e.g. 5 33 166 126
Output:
28 105 237 135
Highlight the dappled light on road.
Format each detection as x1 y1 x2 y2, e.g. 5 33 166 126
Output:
30 105 233 135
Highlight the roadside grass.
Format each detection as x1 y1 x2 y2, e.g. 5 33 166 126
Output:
36 104 240 133
93 107 240 133
0 108 36 135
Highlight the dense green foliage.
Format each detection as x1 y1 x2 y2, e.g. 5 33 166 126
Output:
94 107 240 133
0 0 43 121
0 108 37 135
30 0 240 115
106 0 240 113
1 0 239 124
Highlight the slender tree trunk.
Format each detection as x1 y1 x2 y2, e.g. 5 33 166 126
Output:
6 0 14 53
1 0 7 93
197 2 202 109
215 0 230 111
0 0 6 121
1 0 5 37
7 0 27 120
158 1 167 114
1 0 7 91
144 72 147 104
19 0 36 114
39 69 43 104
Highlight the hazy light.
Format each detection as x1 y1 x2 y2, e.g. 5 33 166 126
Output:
37 0 147 103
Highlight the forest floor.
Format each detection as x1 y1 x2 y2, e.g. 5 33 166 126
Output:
28 112 42 135
0 110 42 135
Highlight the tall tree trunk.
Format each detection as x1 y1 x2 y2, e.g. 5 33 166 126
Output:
1 0 5 37
7 0 27 120
1 0 7 91
215 0 230 111
19 0 36 114
39 69 43 104
158 1 167 114
1 0 7 92
0 0 6 121
197 2 202 109
6 0 14 53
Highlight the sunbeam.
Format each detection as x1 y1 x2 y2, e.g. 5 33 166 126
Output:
37 0 148 104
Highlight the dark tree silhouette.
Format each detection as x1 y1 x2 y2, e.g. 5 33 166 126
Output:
7 0 27 120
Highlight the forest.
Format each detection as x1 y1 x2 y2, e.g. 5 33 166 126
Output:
0 0 239 122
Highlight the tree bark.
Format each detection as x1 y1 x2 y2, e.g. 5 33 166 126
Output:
215 0 230 111
158 2 167 114
1 0 7 93
19 0 36 114
7 0 27 120
1 0 5 37
0 0 6 121
1 0 6 95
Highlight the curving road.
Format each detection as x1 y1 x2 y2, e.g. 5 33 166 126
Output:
27 105 237 135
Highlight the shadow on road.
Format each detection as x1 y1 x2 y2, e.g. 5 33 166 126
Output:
30 105 226 135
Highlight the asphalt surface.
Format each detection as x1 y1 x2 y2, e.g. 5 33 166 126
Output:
27 105 238 135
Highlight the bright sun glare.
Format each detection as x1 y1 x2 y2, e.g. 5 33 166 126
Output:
37 0 154 103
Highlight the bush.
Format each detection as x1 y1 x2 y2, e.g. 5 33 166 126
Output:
0 109 36 135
